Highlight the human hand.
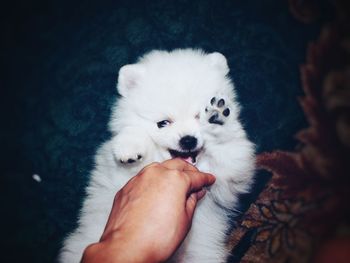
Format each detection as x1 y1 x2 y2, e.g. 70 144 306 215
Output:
81 159 216 263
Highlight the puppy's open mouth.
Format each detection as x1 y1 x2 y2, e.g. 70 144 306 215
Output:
169 149 200 165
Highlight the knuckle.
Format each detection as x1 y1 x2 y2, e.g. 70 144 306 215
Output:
170 170 189 184
114 190 123 202
147 161 160 168
141 162 158 171
183 173 191 185
139 162 160 176
82 243 100 258
171 169 183 178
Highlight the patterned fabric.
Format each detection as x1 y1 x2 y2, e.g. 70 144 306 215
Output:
1 0 326 262
227 1 350 262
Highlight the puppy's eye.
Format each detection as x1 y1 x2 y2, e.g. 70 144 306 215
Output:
157 120 171 128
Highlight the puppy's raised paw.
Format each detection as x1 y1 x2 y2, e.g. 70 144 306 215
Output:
205 97 230 125
112 135 146 165
119 154 143 164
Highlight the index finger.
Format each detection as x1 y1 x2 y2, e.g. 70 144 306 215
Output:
161 158 198 172
184 170 216 194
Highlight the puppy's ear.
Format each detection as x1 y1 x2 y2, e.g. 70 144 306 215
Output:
117 64 145 97
207 52 229 75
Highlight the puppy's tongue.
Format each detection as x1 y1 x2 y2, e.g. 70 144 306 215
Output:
183 157 193 164
180 156 197 165
169 149 197 165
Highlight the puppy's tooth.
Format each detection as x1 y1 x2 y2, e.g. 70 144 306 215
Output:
223 108 230 117
217 99 225 107
210 97 216 105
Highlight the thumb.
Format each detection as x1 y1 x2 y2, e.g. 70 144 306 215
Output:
185 189 207 219
185 193 198 220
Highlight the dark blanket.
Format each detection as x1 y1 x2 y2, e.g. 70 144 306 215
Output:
1 0 330 262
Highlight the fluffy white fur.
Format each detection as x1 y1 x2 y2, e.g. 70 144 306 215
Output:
59 49 255 263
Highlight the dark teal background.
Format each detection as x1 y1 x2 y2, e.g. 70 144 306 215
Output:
1 0 321 262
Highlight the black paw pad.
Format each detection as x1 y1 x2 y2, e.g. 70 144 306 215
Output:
217 99 225 107
208 113 224 125
223 108 230 117
206 96 230 126
120 155 142 164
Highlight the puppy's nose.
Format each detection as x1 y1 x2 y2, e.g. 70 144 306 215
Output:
179 135 197 151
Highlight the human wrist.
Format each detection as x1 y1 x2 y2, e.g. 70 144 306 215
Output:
81 234 161 263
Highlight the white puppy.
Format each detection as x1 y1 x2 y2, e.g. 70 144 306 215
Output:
59 49 255 263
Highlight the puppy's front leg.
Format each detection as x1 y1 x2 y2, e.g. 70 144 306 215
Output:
112 127 153 166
